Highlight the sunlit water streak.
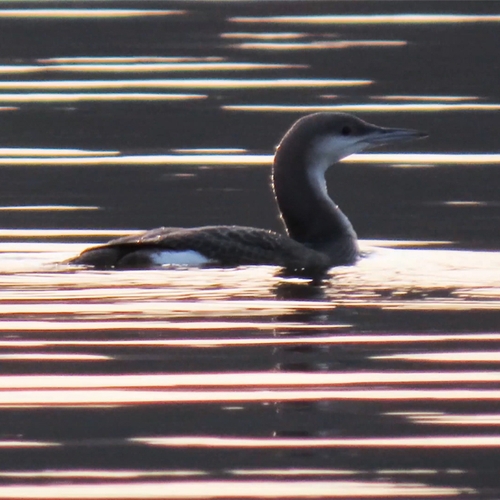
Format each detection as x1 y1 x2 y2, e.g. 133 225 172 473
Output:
0 148 118 157
0 93 207 103
38 57 224 64
0 78 371 90
1 371 499 389
133 435 500 448
3 380 500 406
0 467 460 479
0 62 299 74
0 205 98 211
0 243 500 306
371 95 479 102
0 152 499 166
1 333 500 349
221 32 305 40
230 40 407 51
0 479 460 499
399 413 500 425
230 14 500 25
224 103 500 112
0 9 185 19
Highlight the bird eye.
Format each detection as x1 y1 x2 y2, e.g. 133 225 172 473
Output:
341 126 352 136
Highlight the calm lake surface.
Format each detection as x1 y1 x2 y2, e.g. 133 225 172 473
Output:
0 1 500 498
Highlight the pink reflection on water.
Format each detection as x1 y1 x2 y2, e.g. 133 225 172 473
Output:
1 333 500 349
0 320 343 331
133 435 500 449
0 9 185 19
394 412 500 426
375 352 500 362
231 40 406 50
0 479 460 498
229 13 500 24
1 387 500 407
0 353 109 361
1 371 500 389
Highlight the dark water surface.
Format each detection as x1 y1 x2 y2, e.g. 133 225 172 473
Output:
0 1 500 498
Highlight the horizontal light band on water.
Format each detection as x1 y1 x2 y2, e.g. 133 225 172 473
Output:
0 229 136 237
0 78 371 89
0 153 497 166
232 41 406 50
0 479 459 499
0 371 499 389
0 333 498 348
133 435 500 448
0 148 118 157
0 63 302 74
1 389 500 406
38 57 224 64
224 103 500 112
0 205 99 211
0 93 207 102
0 9 185 18
230 14 500 24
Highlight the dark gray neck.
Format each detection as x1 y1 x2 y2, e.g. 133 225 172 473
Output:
272 132 358 264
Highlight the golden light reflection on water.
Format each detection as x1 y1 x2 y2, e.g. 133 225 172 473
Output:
39 57 224 64
399 413 500 426
0 229 133 237
0 320 340 332
375 352 500 362
0 243 499 311
442 201 488 207
344 154 500 164
131 435 500 448
229 468 355 476
1 333 500 349
0 299 336 315
0 93 207 103
0 9 184 19
0 154 271 166
221 32 305 39
0 148 118 157
0 470 208 479
0 467 449 479
0 62 297 74
0 205 99 211
0 353 110 361
1 371 499 389
368 240 452 247
372 95 479 102
1 386 500 407
133 435 500 448
0 152 499 167
0 78 371 90
172 148 247 154
224 103 500 112
0 480 460 499
0 440 57 448
231 40 406 51
230 14 500 24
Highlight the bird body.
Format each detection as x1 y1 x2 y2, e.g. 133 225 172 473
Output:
73 225 331 272
68 113 425 272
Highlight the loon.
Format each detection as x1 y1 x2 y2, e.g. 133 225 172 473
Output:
68 113 426 273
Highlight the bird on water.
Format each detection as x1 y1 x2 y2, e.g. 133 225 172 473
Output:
68 113 426 273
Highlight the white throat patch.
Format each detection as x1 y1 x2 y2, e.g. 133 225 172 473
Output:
306 135 366 197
